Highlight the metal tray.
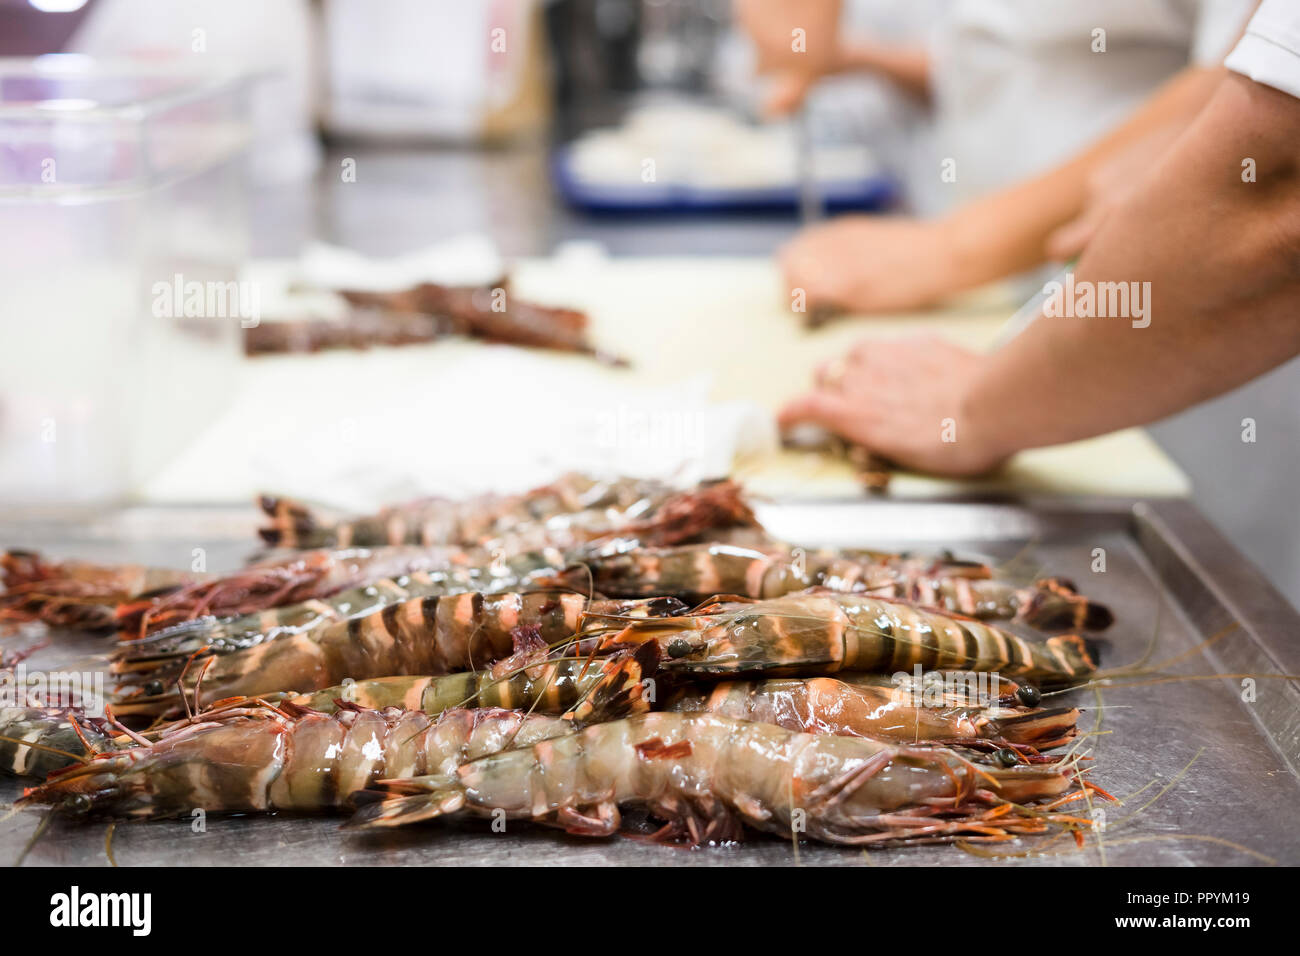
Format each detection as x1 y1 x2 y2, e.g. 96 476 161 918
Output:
2 498 1297 866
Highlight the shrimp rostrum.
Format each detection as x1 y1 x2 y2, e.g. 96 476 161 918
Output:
350 713 1098 846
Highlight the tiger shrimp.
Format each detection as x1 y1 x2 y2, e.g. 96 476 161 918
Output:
112 591 671 717
289 641 664 723
21 646 653 818
349 712 1100 846
259 475 756 552
2 545 467 635
1 550 205 631
114 545 483 637
664 673 1080 752
257 472 671 548
587 590 1098 685
111 547 571 672
580 543 1111 631
20 704 565 819
335 279 613 360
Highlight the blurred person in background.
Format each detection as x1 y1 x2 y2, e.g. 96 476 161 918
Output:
775 0 1300 478
738 0 1258 312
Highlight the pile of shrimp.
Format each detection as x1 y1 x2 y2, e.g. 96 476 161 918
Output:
2 474 1121 853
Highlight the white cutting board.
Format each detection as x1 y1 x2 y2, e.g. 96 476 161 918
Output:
145 255 1188 505
513 253 1189 500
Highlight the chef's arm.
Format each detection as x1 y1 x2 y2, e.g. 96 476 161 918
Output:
943 66 1227 292
964 73 1300 460
734 0 929 113
780 64 1232 316
832 41 930 100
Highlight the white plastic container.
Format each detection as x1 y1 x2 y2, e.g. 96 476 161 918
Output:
0 55 252 504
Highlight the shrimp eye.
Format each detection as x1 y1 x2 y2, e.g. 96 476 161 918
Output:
994 748 1020 767
666 638 693 659
65 792 93 814
143 680 165 697
1015 685 1041 707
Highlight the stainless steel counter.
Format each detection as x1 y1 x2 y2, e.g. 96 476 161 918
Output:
2 497 1296 866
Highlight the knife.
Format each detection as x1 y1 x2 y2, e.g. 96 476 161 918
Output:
990 262 1075 349
795 105 822 225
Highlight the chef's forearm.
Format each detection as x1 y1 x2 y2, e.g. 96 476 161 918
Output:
961 73 1300 457
942 67 1227 291
837 42 930 99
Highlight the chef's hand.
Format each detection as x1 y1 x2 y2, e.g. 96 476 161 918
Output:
780 217 965 314
777 336 1009 476
734 0 843 115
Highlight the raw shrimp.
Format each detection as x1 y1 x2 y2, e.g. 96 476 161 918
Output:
258 473 665 547
665 673 1079 751
1 551 203 630
22 648 651 818
350 712 1094 846
336 280 612 359
258 474 756 551
112 547 570 671
290 643 663 723
114 545 472 637
243 308 446 356
581 543 1111 631
112 591 666 717
21 702 572 818
588 590 1097 685
2 545 466 635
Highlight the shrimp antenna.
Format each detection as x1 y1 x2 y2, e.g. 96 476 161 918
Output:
104 821 118 867
190 655 217 718
567 561 597 607
13 809 52 867
103 706 152 748
0 733 89 764
988 533 1046 583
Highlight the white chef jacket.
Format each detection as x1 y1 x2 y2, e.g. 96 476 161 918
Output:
1225 0 1300 99
926 0 1258 206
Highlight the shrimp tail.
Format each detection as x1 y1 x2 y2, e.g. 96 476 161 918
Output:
345 782 466 829
0 585 121 630
257 495 333 548
1 550 54 589
982 705 1080 750
1045 633 1099 677
1021 578 1114 632
0 551 121 629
